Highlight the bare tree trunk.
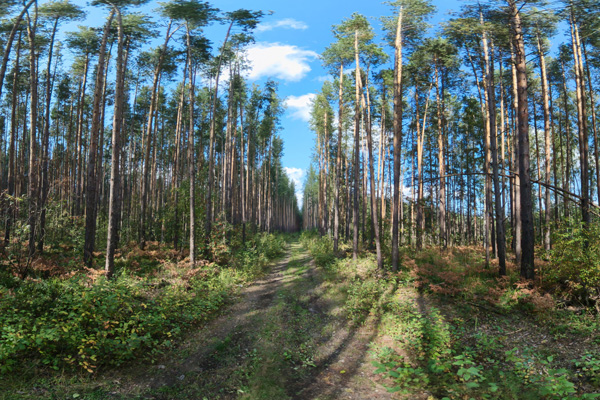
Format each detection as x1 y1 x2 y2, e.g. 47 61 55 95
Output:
352 30 360 261
485 39 507 275
4 32 21 244
206 21 234 241
509 0 535 279
536 32 552 253
83 11 114 266
582 41 600 209
105 5 125 278
391 7 403 270
26 6 39 264
569 11 590 229
510 44 522 264
141 22 174 248
434 59 446 249
333 64 343 252
560 60 572 218
37 16 60 253
74 54 89 216
186 25 196 266
362 74 382 268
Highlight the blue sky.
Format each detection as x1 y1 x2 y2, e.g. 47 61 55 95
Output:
238 0 461 201
72 0 463 202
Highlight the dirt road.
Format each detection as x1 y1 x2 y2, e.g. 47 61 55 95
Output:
128 240 394 399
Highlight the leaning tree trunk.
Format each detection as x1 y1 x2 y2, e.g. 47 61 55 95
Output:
0 0 37 102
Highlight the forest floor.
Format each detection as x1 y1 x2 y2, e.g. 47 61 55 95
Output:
2 236 600 399
117 240 395 399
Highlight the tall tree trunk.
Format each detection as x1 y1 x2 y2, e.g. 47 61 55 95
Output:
25 5 39 264
4 32 22 244
83 11 114 266
510 43 522 264
392 7 403 270
485 39 507 276
333 64 343 252
569 11 590 229
186 25 196 266
361 73 382 268
206 20 234 241
560 60 572 218
509 0 535 280
536 32 552 253
105 5 125 278
141 22 174 248
74 54 89 216
37 16 60 253
582 41 600 209
434 59 446 249
352 30 360 261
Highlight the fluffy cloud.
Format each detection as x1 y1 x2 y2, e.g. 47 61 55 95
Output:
256 18 308 33
245 42 318 82
284 167 305 205
284 167 305 188
284 93 316 122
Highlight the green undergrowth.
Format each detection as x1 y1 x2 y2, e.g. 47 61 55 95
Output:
373 297 600 399
0 232 287 378
300 231 600 399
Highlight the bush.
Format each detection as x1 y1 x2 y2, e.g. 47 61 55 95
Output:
345 278 382 323
550 220 600 309
0 231 289 375
300 231 336 269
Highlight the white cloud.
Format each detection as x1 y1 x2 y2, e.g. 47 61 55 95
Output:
256 18 309 33
315 75 332 83
284 93 316 122
245 42 318 82
284 167 305 206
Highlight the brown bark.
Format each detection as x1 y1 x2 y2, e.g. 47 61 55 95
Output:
569 12 590 228
536 32 552 252
105 5 125 278
83 11 114 267
25 5 39 263
352 30 360 261
510 0 535 279
391 7 403 270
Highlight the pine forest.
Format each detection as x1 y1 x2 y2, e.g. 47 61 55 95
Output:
1 0 600 399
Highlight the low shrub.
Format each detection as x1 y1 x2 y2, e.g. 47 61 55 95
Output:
345 278 382 323
0 232 288 375
550 220 600 310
